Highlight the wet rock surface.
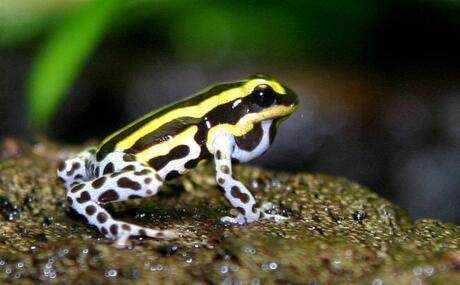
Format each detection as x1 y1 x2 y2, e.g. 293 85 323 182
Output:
0 140 459 284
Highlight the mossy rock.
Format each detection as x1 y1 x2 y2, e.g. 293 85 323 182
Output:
0 140 459 284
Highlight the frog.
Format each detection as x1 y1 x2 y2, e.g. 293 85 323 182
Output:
57 74 298 242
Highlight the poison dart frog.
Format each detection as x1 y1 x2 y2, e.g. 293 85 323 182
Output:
57 74 298 242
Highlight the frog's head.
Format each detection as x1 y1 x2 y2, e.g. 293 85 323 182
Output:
205 74 298 161
206 74 298 134
240 74 298 123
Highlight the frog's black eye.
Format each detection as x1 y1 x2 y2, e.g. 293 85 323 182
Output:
251 84 276 107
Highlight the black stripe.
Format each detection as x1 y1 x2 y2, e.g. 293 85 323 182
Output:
96 81 245 160
128 117 200 153
148 145 190 171
235 122 264 151
269 119 278 145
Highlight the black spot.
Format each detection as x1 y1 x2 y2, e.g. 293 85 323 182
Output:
85 205 96 215
91 177 106 189
97 212 108 223
98 190 120 203
103 162 114 174
217 178 225 185
58 161 66 172
184 158 200 169
110 172 123 178
216 150 224 160
134 169 151 176
236 207 246 215
220 165 230 174
71 184 85 193
67 162 81 176
148 145 190 171
101 227 108 235
76 191 91 203
155 174 162 181
117 177 141 190
269 119 278 145
144 178 152 184
94 166 100 177
122 165 135 171
230 186 250 203
122 224 131 231
67 197 73 205
165 170 180 181
110 224 118 236
128 194 142 199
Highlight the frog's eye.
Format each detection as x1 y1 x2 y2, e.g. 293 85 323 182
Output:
251 84 276 107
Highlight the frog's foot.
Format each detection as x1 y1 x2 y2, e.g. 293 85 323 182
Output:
259 212 289 223
259 202 289 223
112 222 178 248
221 202 288 225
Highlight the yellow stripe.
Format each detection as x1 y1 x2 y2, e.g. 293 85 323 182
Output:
205 104 295 152
113 79 286 151
136 125 198 162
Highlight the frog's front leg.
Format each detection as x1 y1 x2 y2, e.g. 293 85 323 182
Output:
212 135 288 224
59 152 176 242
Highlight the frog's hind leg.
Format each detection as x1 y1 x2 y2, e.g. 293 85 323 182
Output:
65 153 176 242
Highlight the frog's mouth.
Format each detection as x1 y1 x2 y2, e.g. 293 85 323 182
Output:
255 104 297 122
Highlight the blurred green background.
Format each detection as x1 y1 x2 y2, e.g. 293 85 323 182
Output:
1 0 460 223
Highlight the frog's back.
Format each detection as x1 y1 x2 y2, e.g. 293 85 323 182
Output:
95 81 245 162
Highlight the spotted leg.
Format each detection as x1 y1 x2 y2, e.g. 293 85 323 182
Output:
213 135 288 224
57 152 176 244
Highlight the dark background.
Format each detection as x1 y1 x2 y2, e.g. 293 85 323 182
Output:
1 0 459 223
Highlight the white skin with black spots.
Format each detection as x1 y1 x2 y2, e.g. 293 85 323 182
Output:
57 126 286 244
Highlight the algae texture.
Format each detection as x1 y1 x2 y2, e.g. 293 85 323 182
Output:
0 140 459 284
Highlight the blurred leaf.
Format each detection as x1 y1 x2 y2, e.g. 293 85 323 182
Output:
26 0 123 130
0 0 87 48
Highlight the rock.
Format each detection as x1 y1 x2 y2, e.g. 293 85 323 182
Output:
0 140 459 284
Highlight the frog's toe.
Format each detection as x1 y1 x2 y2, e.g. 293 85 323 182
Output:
260 212 289 223
221 214 246 225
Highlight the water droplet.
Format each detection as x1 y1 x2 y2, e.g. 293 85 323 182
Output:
353 211 367 221
16 262 24 269
105 269 118 277
220 265 229 274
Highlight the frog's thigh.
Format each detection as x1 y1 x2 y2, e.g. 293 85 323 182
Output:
212 135 260 223
67 160 173 240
